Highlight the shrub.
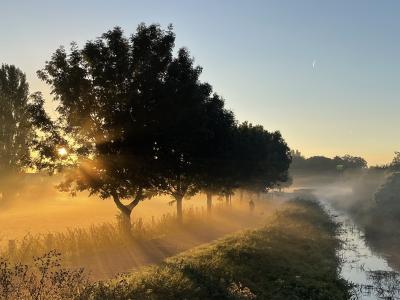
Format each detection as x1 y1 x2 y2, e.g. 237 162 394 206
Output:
0 250 87 300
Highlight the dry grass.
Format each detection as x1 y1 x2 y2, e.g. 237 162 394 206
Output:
79 199 351 299
0 250 88 300
1 199 351 299
1 201 270 280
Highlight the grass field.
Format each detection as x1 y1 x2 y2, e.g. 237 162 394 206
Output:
78 199 351 300
2 199 278 280
1 199 350 299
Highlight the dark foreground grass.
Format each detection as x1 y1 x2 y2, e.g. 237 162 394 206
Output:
79 199 350 300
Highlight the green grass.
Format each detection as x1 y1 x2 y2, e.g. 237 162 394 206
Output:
79 199 351 300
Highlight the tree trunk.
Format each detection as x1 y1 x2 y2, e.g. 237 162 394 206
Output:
225 194 230 206
112 193 133 234
118 209 132 234
176 195 183 224
206 192 212 215
239 189 243 203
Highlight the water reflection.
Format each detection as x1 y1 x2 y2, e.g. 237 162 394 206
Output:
323 202 400 300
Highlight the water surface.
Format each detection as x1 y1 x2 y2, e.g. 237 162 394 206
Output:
323 201 400 299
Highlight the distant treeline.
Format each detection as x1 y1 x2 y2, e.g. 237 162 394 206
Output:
290 150 367 173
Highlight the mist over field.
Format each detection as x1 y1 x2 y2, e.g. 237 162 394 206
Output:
0 177 269 245
0 174 199 241
2 1 400 299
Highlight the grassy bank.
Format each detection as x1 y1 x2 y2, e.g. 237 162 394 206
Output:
79 199 350 300
354 172 400 270
1 203 273 280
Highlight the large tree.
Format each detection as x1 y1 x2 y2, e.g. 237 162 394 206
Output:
0 64 52 206
39 24 234 226
39 25 177 229
234 122 291 198
189 93 236 214
205 95 237 210
152 49 236 222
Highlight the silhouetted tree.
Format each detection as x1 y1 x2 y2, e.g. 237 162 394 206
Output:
39 24 293 226
234 122 291 199
0 64 53 206
38 25 176 229
198 95 236 213
289 150 307 170
334 155 367 170
389 152 400 171
153 49 236 222
201 121 292 208
305 156 337 172
39 24 236 226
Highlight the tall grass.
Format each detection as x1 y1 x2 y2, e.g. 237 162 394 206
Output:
1 200 351 299
1 203 257 268
78 199 351 299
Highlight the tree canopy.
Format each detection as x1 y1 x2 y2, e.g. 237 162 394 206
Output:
38 23 292 226
234 122 291 195
38 25 178 226
0 64 52 206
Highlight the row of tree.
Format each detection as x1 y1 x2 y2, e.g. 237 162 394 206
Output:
0 24 291 227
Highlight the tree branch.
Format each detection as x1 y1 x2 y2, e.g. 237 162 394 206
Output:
111 191 131 216
127 186 143 211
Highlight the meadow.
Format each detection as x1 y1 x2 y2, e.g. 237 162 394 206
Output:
1 199 351 299
1 190 277 280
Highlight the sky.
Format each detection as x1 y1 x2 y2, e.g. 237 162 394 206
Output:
1 0 399 165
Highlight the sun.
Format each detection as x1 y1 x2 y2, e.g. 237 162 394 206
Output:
57 147 68 157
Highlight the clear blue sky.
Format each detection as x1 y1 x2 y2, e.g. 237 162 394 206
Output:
1 0 399 165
